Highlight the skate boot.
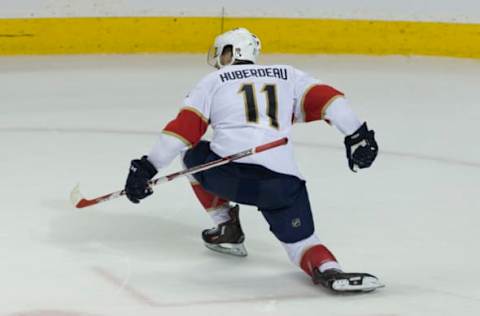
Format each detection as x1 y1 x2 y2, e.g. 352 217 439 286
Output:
202 205 247 257
312 268 384 292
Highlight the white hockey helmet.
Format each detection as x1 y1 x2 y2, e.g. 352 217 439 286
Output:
207 27 261 69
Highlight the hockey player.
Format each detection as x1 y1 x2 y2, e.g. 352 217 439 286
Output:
124 28 382 292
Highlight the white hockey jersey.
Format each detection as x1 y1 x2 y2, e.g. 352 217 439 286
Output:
148 64 361 178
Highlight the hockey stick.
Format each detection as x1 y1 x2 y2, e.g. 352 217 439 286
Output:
70 137 288 209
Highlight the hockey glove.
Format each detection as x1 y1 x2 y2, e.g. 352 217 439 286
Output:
344 122 378 172
125 156 158 203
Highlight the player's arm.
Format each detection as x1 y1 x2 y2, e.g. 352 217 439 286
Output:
124 79 211 203
293 70 378 172
323 97 378 172
149 106 209 169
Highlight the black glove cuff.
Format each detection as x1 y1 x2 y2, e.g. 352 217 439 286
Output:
344 122 369 146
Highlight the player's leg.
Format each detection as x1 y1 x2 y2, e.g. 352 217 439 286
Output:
183 141 247 256
189 178 230 224
183 140 232 225
183 146 334 261
258 181 341 273
260 182 383 292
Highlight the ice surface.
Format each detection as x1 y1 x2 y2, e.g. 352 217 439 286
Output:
1 54 479 316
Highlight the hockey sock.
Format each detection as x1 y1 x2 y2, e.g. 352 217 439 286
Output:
300 244 341 276
189 182 231 225
190 182 228 209
282 234 342 275
208 204 233 225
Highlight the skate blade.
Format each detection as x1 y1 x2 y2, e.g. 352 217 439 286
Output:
332 277 385 292
204 242 248 257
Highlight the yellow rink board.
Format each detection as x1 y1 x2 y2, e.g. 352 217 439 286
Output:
1 16 479 58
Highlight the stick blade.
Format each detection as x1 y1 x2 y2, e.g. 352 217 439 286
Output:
70 184 82 206
70 183 124 209
70 183 91 208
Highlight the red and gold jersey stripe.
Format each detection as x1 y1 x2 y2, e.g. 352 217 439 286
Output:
301 84 344 122
162 107 209 147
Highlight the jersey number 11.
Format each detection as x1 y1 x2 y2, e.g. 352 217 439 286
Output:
239 84 279 129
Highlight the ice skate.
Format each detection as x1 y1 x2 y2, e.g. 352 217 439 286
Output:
312 268 384 293
202 205 247 257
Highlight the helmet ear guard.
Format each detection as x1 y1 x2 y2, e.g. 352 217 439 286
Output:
207 44 234 68
207 28 261 69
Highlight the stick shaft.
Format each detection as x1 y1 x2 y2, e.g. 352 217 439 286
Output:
156 137 288 184
73 137 288 208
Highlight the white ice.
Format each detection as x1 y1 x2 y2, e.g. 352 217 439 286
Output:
1 53 479 316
